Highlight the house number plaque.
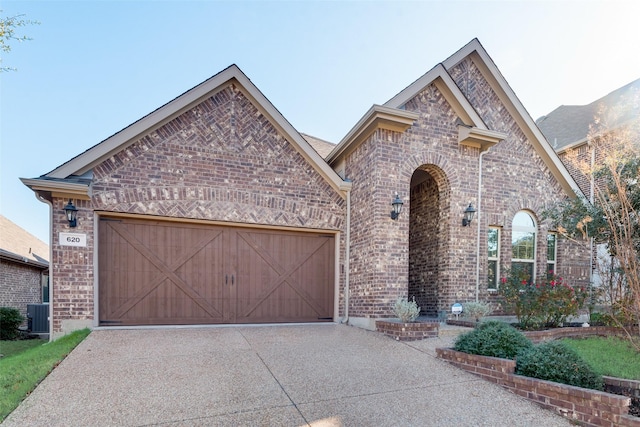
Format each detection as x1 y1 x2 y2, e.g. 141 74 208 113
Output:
59 232 87 247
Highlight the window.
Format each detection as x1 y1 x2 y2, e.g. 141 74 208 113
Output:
488 227 500 289
41 272 49 304
547 233 557 277
512 211 536 283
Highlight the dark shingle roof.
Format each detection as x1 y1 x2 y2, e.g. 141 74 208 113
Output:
536 78 640 150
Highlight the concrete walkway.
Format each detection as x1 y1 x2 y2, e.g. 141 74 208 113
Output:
2 324 572 426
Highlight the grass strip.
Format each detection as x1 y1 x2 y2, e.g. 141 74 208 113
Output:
562 336 640 380
0 328 91 422
0 339 46 358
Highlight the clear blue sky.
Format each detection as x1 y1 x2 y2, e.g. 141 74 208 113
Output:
2 0 639 244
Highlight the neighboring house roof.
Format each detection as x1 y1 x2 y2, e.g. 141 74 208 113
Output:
536 78 640 151
21 65 351 199
0 215 49 268
301 133 336 159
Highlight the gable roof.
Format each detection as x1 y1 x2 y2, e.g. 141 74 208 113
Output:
439 39 583 197
22 65 351 198
0 215 49 268
385 63 490 128
326 63 494 165
327 39 582 198
536 78 640 151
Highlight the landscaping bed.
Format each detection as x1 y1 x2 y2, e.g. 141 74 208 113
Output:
437 348 639 427
437 326 640 426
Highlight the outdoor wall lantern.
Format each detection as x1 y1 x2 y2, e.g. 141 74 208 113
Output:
63 199 78 227
462 203 476 227
390 193 404 220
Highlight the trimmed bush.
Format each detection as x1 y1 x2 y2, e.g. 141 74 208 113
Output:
462 301 493 321
393 296 420 322
516 341 604 390
453 320 533 359
0 307 25 340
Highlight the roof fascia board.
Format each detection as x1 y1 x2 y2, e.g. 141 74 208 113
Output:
556 137 589 154
385 64 488 130
20 178 91 199
444 40 584 198
326 105 419 164
0 250 49 269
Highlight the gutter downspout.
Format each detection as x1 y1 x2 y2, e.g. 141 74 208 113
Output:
34 193 54 342
342 182 352 324
475 149 491 302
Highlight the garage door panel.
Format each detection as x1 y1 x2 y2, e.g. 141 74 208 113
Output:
99 217 334 326
234 230 334 323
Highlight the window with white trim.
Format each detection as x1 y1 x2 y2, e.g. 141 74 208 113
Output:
488 227 500 289
547 233 557 277
512 211 536 284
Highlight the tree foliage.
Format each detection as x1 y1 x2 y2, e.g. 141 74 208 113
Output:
543 97 640 346
0 11 39 72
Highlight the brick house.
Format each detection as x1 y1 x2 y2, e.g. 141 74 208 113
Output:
0 215 49 321
22 39 589 338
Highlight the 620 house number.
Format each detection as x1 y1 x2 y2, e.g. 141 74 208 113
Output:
59 232 87 247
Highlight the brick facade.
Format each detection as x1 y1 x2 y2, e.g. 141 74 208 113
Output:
90 85 345 230
49 197 94 336
0 259 43 320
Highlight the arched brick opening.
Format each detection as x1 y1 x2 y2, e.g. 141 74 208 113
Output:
409 165 450 317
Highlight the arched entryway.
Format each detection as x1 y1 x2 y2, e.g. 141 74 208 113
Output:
409 165 450 317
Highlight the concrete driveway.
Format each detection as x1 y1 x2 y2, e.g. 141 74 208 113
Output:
2 324 571 426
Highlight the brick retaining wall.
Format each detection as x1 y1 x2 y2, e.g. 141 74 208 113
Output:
437 348 639 426
376 320 439 341
522 326 623 343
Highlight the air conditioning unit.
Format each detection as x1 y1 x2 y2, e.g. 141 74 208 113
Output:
27 304 49 333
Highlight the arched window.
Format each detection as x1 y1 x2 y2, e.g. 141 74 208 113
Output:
512 211 536 283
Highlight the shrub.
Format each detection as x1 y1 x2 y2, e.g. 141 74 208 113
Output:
589 312 616 326
454 320 533 359
516 341 604 390
462 301 493 321
0 307 25 340
499 271 588 329
393 296 420 322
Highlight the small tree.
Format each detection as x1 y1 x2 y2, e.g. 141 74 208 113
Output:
544 98 640 347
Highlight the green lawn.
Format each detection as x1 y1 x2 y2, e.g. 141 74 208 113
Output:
562 336 640 380
0 338 46 358
0 329 91 422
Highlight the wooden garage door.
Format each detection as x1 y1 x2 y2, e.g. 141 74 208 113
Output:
98 217 335 326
